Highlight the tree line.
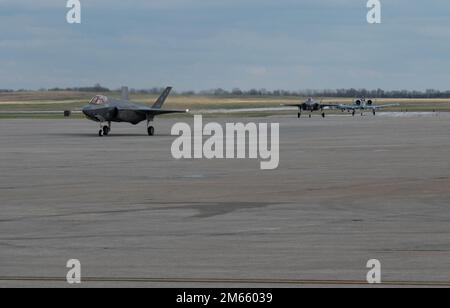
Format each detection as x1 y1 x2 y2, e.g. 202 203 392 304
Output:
2 85 450 98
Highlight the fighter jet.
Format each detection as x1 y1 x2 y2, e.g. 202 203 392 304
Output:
335 98 399 116
82 86 188 136
283 97 336 118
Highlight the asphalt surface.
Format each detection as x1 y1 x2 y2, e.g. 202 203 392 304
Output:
1 113 450 287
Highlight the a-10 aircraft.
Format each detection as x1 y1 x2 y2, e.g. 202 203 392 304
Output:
283 97 337 118
82 86 188 136
285 97 399 118
334 98 400 116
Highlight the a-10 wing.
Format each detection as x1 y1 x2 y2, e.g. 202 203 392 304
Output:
334 104 358 110
321 103 339 109
366 103 400 110
333 103 399 111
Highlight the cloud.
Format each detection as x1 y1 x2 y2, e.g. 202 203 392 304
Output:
1 0 450 90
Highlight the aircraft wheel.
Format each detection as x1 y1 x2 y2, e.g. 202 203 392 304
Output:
103 126 110 136
98 130 103 137
148 126 155 136
322 113 325 118
298 113 301 118
309 114 312 118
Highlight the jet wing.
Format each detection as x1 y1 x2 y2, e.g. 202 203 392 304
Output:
282 103 338 110
282 104 337 107
119 107 189 116
282 104 303 107
368 104 400 110
320 103 339 109
335 104 359 110
146 109 190 115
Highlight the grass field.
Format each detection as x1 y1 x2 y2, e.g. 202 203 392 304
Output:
1 91 449 118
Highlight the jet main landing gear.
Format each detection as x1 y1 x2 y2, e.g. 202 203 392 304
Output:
147 126 155 136
103 125 110 136
146 117 155 136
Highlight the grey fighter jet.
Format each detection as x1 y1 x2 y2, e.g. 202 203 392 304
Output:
335 98 399 116
82 86 188 136
283 97 336 118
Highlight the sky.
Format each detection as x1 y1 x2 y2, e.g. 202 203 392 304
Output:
0 0 450 91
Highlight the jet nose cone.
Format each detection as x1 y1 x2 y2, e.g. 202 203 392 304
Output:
82 106 95 119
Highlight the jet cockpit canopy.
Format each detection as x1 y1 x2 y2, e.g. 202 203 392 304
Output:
89 95 109 105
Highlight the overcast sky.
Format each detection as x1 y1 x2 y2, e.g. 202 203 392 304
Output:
0 0 449 91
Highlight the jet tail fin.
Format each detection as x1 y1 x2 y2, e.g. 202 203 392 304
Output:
121 86 129 101
152 87 173 109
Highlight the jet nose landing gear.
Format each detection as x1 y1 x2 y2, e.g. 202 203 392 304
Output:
98 122 111 137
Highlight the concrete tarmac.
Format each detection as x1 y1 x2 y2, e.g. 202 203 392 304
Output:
1 114 450 287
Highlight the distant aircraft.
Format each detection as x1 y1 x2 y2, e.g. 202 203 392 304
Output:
283 97 337 118
82 86 189 136
335 98 399 116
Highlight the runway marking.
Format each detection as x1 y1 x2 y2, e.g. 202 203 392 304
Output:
0 276 450 286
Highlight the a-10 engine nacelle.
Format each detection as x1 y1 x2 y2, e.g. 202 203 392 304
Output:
355 99 373 106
